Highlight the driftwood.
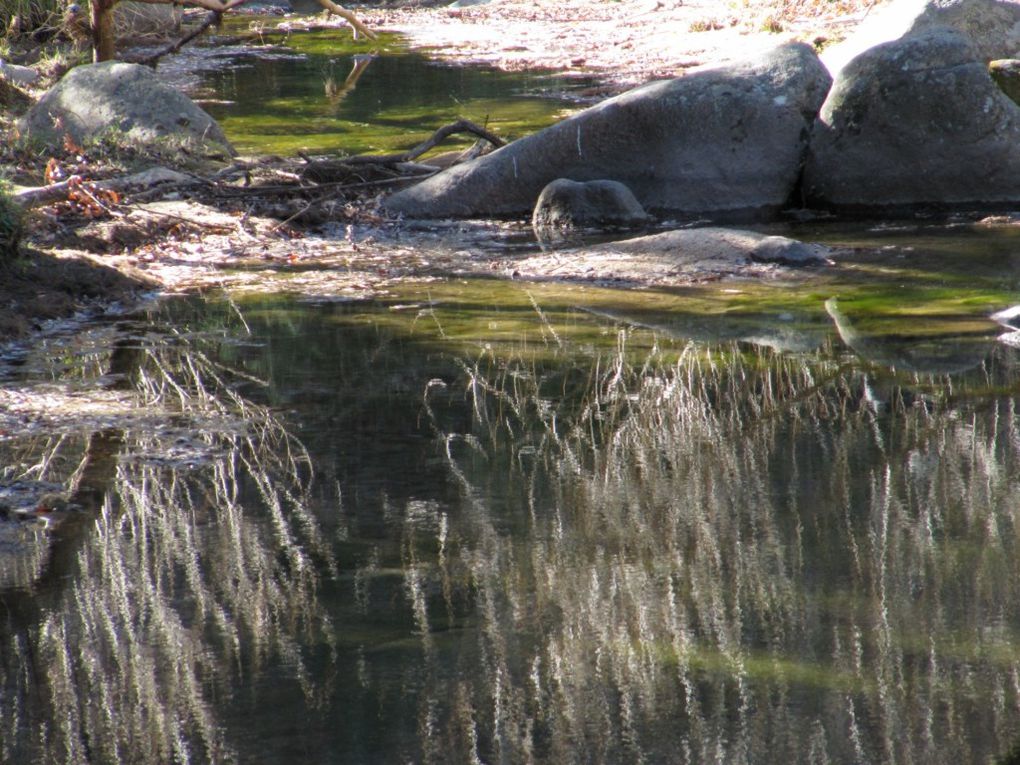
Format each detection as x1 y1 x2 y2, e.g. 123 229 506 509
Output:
299 119 505 184
11 120 503 229
344 119 505 165
14 168 198 209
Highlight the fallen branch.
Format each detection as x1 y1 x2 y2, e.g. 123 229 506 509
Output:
136 6 242 67
315 0 377 40
14 168 198 209
342 119 505 165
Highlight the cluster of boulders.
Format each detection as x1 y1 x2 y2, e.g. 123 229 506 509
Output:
12 0 1020 278
380 0 1020 229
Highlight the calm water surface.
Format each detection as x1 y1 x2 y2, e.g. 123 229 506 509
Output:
160 26 594 155
3 231 1020 763
6 25 1020 765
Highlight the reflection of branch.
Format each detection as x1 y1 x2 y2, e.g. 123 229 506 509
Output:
325 54 374 107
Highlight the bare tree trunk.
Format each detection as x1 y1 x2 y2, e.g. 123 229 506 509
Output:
90 0 118 62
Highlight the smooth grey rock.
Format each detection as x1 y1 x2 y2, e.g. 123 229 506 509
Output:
749 235 831 265
587 228 831 267
383 42 831 220
803 28 1020 211
0 59 39 86
532 179 651 230
19 62 234 156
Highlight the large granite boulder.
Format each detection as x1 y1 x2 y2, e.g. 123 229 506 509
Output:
18 62 234 156
907 0 1020 62
822 0 1020 76
383 42 831 220
803 27 1020 211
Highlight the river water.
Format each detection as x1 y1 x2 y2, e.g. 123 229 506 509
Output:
4 26 1020 765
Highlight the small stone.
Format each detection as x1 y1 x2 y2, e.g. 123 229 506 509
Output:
532 179 651 231
989 59 1020 105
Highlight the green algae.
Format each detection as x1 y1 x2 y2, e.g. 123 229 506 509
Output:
197 26 588 156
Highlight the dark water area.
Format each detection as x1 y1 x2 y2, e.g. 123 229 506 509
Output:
3 254 1020 762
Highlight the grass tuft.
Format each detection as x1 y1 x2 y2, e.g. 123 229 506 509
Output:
1 0 61 38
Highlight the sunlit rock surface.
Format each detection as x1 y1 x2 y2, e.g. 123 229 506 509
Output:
511 227 832 287
990 58 1020 103
19 61 235 156
804 27 1020 211
822 0 1020 75
383 42 831 220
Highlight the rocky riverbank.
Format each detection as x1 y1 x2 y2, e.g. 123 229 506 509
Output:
8 0 1005 347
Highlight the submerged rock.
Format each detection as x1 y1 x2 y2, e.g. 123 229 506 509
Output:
531 179 651 231
803 28 1020 211
383 42 831 220
19 61 234 157
509 227 832 287
826 297 993 374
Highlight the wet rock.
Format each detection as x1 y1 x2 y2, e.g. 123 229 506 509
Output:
749 235 832 265
990 58 1020 104
803 28 1020 211
383 42 831 220
532 179 651 231
19 61 235 157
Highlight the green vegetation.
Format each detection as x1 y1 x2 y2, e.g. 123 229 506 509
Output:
0 0 60 38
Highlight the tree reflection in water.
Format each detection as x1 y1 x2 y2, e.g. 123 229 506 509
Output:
0 331 336 764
